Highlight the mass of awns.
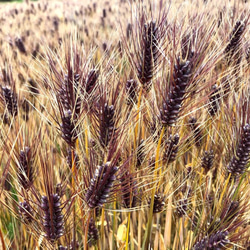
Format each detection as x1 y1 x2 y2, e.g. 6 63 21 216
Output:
0 0 249 249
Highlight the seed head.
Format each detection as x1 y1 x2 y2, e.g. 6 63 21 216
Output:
246 46 250 65
41 194 64 242
138 21 158 91
194 230 229 250
99 103 116 147
18 146 34 189
28 78 39 95
201 150 214 174
163 134 179 164
160 59 192 126
225 21 245 65
59 73 81 115
85 69 98 94
208 84 221 116
148 193 165 213
88 218 99 247
2 86 18 117
60 110 77 148
15 37 26 54
19 200 33 223
227 124 250 175
85 162 118 208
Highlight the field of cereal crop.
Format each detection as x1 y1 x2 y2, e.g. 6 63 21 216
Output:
0 0 249 249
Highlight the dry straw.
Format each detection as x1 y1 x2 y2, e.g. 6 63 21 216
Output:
0 0 249 249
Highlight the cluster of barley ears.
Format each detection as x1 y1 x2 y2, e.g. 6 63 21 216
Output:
0 0 249 249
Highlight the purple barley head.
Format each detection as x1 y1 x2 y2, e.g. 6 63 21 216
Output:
41 194 64 242
208 84 221 116
58 240 79 250
59 72 81 115
19 200 33 223
85 69 99 95
2 86 18 117
246 46 250 65
60 110 77 148
201 150 214 174
227 124 250 175
99 103 116 147
224 21 245 65
148 193 165 213
28 78 39 95
85 162 118 208
88 218 99 247
163 134 179 164
15 37 26 54
2 69 11 84
18 146 34 189
138 20 158 91
160 59 192 127
194 230 229 250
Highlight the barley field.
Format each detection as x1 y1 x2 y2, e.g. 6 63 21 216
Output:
0 0 249 249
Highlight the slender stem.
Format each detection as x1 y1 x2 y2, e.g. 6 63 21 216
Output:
0 227 6 250
233 173 246 200
179 217 184 248
85 119 89 157
155 127 165 189
101 208 105 249
172 218 180 249
112 200 116 250
143 127 165 249
84 213 91 250
125 212 131 250
131 212 135 250
164 194 172 247
205 122 212 151
138 210 142 249
134 87 143 149
217 173 231 215
75 138 86 244
154 214 160 250
71 149 77 248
